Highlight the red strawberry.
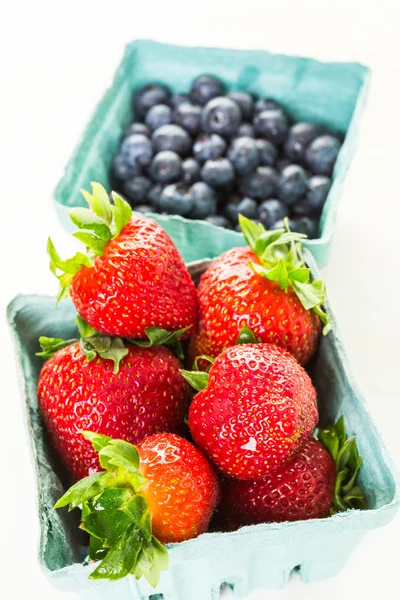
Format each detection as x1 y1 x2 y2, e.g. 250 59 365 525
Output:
217 419 366 529
189 216 331 366
37 339 190 481
184 343 318 479
48 183 197 339
55 432 219 585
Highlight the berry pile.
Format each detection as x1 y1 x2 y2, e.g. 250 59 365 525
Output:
111 75 342 238
39 185 364 586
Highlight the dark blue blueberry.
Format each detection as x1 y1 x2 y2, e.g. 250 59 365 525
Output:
159 183 194 216
201 158 235 187
290 217 319 239
237 197 258 220
236 123 255 138
173 102 202 135
254 98 283 113
122 176 152 206
171 93 191 108
145 104 173 130
272 218 296 231
112 153 141 180
190 75 225 106
133 83 171 120
189 182 217 219
201 97 242 137
150 151 182 183
124 122 151 137
224 201 240 225
276 157 292 171
204 215 232 229
279 165 308 205
193 133 227 163
152 125 192 156
292 175 331 217
227 91 254 120
147 184 165 210
253 109 289 144
256 139 278 167
258 199 289 229
134 204 156 214
305 135 342 175
239 166 278 200
182 158 201 184
121 134 153 168
284 122 323 163
228 137 259 175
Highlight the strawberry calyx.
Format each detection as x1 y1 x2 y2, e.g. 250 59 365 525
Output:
317 416 366 514
128 325 191 361
181 355 214 391
239 215 331 335
54 432 169 586
49 183 133 301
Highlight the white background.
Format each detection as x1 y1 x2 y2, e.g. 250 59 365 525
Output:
1 1 399 599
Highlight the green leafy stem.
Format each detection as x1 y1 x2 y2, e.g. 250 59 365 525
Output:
48 183 133 301
239 215 331 335
318 416 366 514
55 432 168 586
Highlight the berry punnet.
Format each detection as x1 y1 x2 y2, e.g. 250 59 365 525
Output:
55 432 219 585
190 216 330 367
48 183 197 339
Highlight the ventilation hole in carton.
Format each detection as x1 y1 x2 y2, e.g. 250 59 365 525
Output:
220 581 235 597
149 595 164 600
289 565 301 580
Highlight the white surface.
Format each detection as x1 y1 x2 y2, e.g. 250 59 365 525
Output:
1 1 399 599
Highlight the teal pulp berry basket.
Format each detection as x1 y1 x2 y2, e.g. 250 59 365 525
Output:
53 39 370 268
7 252 400 600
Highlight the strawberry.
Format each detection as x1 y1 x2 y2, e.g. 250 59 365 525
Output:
55 432 219 585
217 418 366 529
183 343 318 479
48 182 197 339
37 333 190 481
189 215 331 366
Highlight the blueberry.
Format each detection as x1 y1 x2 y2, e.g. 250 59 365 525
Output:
145 104 173 130
152 125 192 156
276 157 292 171
123 176 152 206
224 201 240 225
147 183 165 209
150 151 182 183
279 165 308 205
291 217 319 239
121 134 153 168
134 204 155 214
204 215 232 229
179 158 200 184
228 137 259 175
201 158 235 187
201 97 242 137
227 91 254 120
305 135 342 175
284 122 323 163
254 98 283 113
190 75 226 106
240 166 278 200
254 109 289 144
189 182 217 219
112 154 141 180
159 183 194 216
173 102 202 135
258 199 289 229
193 133 227 163
256 139 277 167
236 123 255 138
133 83 171 120
292 175 332 217
171 93 191 108
237 197 258 220
272 218 296 231
124 123 151 137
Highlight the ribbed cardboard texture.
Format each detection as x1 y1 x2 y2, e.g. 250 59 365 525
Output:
53 39 370 268
7 252 399 599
